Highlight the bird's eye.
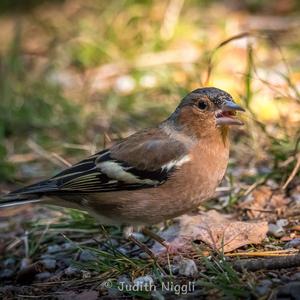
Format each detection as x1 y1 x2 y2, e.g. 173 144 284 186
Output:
198 101 208 110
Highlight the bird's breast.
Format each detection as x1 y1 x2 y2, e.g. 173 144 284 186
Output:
165 135 230 208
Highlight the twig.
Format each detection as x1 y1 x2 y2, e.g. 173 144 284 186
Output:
242 176 268 197
233 254 300 272
27 139 67 168
227 249 298 257
51 153 72 167
205 32 250 85
281 154 300 190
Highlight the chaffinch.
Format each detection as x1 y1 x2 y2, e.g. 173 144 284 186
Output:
1 87 245 228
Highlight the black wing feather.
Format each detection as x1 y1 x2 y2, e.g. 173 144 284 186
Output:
10 149 175 195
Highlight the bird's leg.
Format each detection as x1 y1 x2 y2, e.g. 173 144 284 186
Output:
123 226 156 259
141 227 173 252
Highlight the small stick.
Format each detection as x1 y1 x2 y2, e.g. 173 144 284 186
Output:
282 154 300 190
233 254 300 272
142 228 170 249
27 139 67 168
128 234 156 260
51 153 72 167
227 249 298 257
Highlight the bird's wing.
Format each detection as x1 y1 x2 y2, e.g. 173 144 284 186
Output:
12 129 190 195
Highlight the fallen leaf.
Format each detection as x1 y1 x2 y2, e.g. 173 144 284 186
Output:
153 210 268 254
239 186 289 221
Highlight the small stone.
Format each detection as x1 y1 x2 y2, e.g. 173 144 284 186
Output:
117 247 129 256
151 290 165 300
61 242 74 250
0 269 14 280
40 254 54 259
64 266 80 276
169 264 179 275
266 179 278 188
268 224 285 238
4 258 16 268
291 272 300 280
285 238 300 249
276 282 300 299
35 272 51 281
81 270 91 279
291 192 300 203
133 275 154 290
42 259 56 270
108 288 121 297
276 219 288 227
272 278 281 284
47 245 62 254
0 221 10 230
130 232 148 243
139 252 151 259
79 250 96 262
117 275 131 286
102 239 119 249
255 279 272 296
177 258 198 277
20 258 31 270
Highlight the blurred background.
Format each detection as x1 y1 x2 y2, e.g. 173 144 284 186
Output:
0 0 299 190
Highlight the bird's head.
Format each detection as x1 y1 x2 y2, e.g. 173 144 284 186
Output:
168 87 245 139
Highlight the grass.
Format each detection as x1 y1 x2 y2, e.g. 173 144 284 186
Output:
198 254 254 299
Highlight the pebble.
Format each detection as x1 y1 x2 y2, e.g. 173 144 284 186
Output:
285 238 300 249
276 219 288 227
151 290 165 300
117 246 129 256
133 275 154 289
276 282 300 299
40 254 54 259
169 264 179 275
3 258 16 268
268 223 285 238
47 245 62 254
0 221 10 230
117 275 131 286
130 232 148 243
35 272 52 281
139 252 151 259
20 258 31 270
81 270 92 279
255 279 272 296
291 192 300 203
107 288 122 298
61 242 74 251
0 269 14 280
102 239 119 249
79 250 97 262
177 258 198 277
291 272 300 280
64 266 80 276
42 258 56 270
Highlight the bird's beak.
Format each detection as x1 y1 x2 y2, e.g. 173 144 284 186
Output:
215 100 245 126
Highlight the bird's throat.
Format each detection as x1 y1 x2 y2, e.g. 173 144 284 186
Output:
220 125 229 146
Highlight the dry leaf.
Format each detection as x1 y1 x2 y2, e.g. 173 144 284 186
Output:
239 186 289 221
153 210 268 254
179 210 267 253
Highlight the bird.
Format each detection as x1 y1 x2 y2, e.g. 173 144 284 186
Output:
0 87 244 235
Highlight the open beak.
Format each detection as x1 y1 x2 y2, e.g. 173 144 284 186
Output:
215 100 245 126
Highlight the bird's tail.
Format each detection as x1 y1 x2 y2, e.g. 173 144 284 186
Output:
0 180 58 208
